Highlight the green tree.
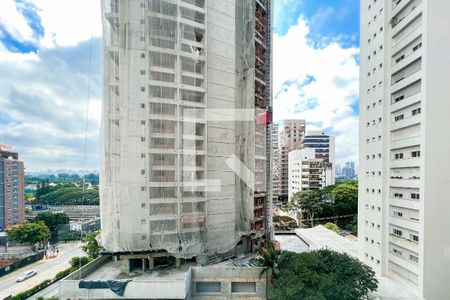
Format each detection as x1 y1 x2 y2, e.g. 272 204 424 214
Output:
332 183 358 216
273 250 378 300
324 222 340 233
7 221 51 252
290 190 322 227
252 241 281 298
34 211 69 232
82 231 101 258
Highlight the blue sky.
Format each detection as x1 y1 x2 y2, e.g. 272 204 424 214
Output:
0 0 360 171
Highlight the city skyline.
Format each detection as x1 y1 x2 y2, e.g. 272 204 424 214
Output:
0 0 360 171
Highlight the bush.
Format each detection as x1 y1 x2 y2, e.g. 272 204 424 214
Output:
324 222 341 233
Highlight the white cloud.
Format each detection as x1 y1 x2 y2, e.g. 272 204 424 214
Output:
273 16 360 165
0 0 36 43
29 0 102 48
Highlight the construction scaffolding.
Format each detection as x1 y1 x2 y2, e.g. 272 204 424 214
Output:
100 0 273 261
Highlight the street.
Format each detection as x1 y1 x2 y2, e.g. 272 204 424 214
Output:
0 242 83 299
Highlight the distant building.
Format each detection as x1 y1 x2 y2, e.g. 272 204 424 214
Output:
278 119 306 202
288 148 334 199
341 162 356 180
0 149 25 230
300 131 335 184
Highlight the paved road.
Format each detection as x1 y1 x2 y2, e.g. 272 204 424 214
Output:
0 242 83 299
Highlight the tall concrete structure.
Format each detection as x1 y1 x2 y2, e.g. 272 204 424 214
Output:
0 149 25 230
301 130 335 184
277 119 305 202
359 0 450 298
288 148 333 200
100 0 273 265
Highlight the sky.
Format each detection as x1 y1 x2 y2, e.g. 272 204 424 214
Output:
0 0 360 172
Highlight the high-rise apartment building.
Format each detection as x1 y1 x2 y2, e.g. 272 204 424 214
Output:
100 0 273 264
301 130 335 184
277 119 305 202
0 149 25 230
288 148 333 199
359 1 450 298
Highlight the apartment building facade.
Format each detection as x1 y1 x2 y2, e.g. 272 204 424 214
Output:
0 149 25 230
301 130 335 184
359 0 450 298
288 148 333 199
277 119 305 202
100 0 273 264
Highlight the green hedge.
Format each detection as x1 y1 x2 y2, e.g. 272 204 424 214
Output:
9 279 51 300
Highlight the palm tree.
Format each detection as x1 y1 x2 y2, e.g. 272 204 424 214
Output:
253 241 281 299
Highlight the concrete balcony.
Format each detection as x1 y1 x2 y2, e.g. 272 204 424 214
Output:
391 3 423 38
392 24 422 55
392 48 423 75
389 234 419 252
391 70 422 94
389 216 420 232
391 92 421 112
390 135 421 150
389 198 420 210
389 254 419 275
390 178 420 189
390 158 420 169
390 114 421 131
392 0 410 17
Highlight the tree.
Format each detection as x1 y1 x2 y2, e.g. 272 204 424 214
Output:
34 211 69 232
7 221 51 252
332 183 358 216
290 190 322 227
82 231 101 258
273 250 378 300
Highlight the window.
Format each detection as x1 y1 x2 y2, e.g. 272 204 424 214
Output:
141 53 146 58
141 120 146 125
394 95 404 103
141 103 145 108
412 108 421 115
393 248 402 255
140 70 146 75
411 150 421 158
411 193 420 200
394 114 404 122
410 255 419 263
231 282 256 294
141 137 146 142
141 86 146 92
413 42 422 51
394 153 404 159
393 228 403 236
140 19 145 24
141 153 146 158
395 55 405 64
393 211 403 218
410 234 419 242
141 203 146 208
394 193 403 198
196 282 221 294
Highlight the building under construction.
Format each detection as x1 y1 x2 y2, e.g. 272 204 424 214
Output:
99 0 272 271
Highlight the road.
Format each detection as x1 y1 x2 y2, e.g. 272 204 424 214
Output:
0 242 83 299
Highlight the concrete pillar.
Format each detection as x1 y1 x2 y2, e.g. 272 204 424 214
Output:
149 256 155 270
176 257 181 268
142 258 146 273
